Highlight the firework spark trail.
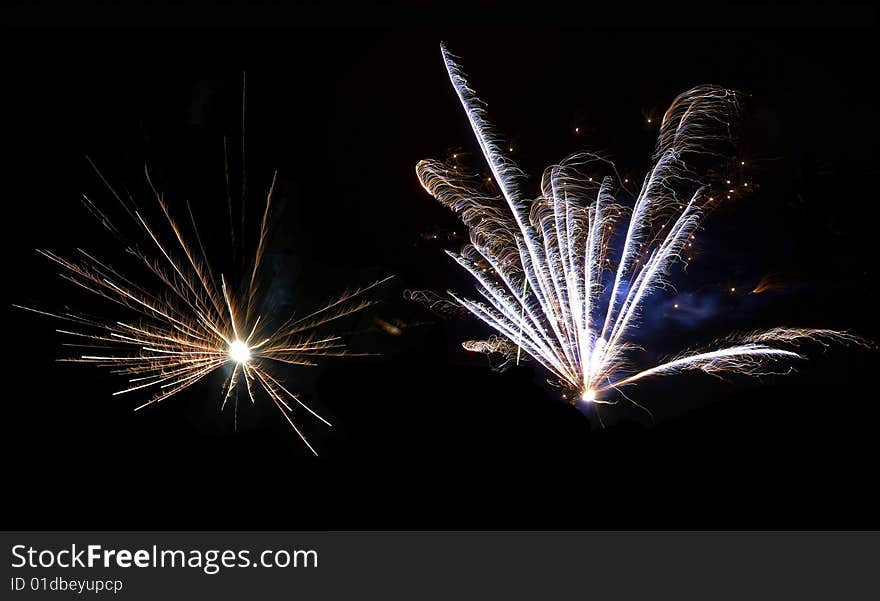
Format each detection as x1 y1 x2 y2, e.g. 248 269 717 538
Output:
417 44 865 408
17 161 391 455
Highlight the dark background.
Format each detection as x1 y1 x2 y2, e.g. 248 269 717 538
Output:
4 3 878 529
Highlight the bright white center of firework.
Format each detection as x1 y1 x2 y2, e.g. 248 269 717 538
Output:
228 340 251 364
581 389 596 403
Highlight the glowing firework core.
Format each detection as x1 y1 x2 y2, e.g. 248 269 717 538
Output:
581 390 596 404
228 340 251 364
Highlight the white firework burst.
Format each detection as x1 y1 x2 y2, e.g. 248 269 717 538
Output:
417 44 864 409
17 158 391 455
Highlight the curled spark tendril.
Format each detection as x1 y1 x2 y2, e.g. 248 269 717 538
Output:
417 44 864 408
17 160 391 455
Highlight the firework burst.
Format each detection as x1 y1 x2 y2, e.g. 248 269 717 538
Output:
417 44 864 411
17 158 391 455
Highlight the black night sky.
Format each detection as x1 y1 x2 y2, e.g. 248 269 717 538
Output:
4 4 878 529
